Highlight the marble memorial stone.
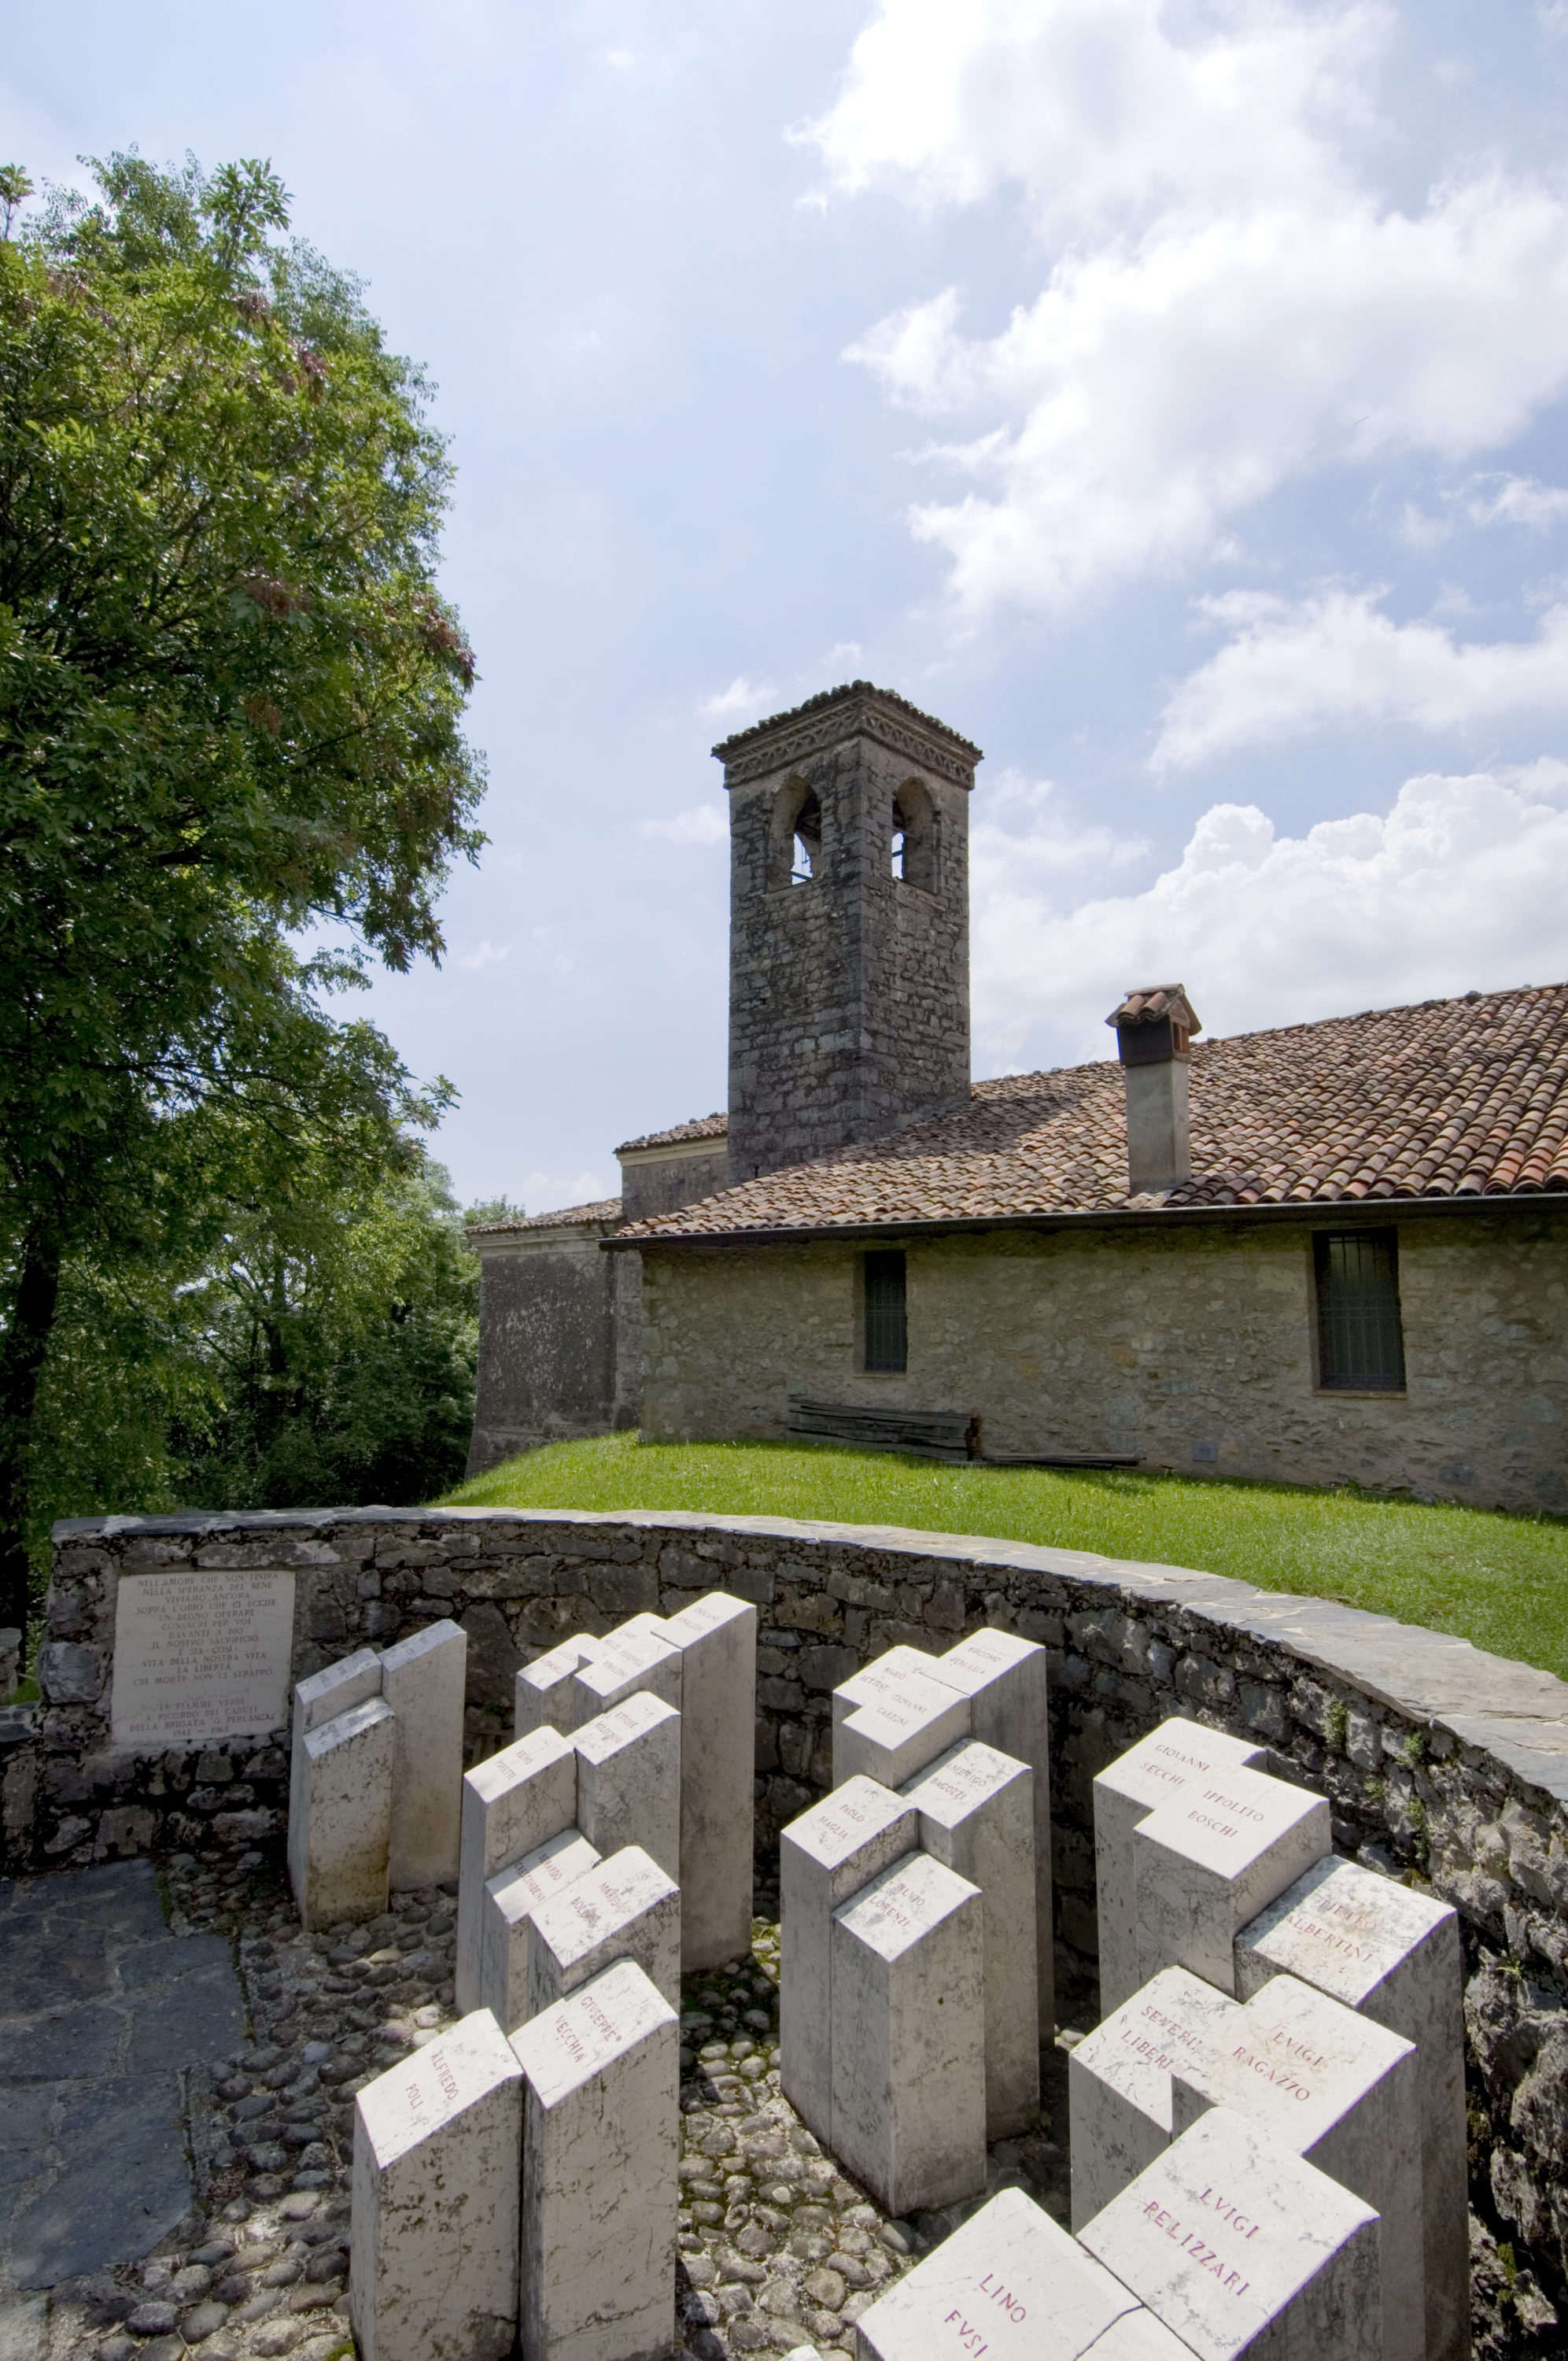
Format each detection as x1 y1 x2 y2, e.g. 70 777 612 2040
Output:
290 1694 397 1929
515 1635 603 1740
456 1726 578 2014
1069 1967 1241 2230
660 1591 758 1969
780 1776 920 2146
1234 1856 1467 2361
831 1849 986 2217
1080 2316 1197 2360
1078 2105 1382 2361
1171 1969 1422 2361
1134 1766 1330 1994
901 1739 1039 2137
526 1842 682 2016
854 2184 1143 2361
832 1648 943 1742
380 1618 467 1890
111 1565 297 1750
574 1690 681 1883
571 1626 682 1724
480 1828 603 2034
924 1630 1055 2038
836 1675 972 1794
350 2005 523 2361
511 1956 679 2361
288 1646 382 1901
1094 1720 1267 2016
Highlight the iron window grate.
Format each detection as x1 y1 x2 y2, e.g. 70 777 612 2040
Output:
1315 1229 1406 1391
863 1251 907 1373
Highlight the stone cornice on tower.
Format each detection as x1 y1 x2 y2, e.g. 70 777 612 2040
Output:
712 680 983 790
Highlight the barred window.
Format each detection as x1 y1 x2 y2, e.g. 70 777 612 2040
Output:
1315 1229 1406 1391
863 1251 907 1373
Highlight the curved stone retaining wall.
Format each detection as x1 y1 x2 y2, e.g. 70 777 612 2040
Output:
10 1503 1568 2349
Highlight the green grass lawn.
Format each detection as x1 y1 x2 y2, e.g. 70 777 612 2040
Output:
441 1431 1568 1683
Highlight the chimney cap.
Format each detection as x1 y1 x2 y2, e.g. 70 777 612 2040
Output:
1106 985 1203 1036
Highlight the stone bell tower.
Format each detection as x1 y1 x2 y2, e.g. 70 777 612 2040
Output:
714 681 981 1183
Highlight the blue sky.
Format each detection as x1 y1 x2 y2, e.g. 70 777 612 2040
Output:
8 0 1568 1211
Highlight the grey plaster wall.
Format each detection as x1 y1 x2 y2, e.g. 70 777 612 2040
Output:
619 1146 729 1224
721 693 976 1183
635 1206 1568 1514
466 1221 619 1473
14 1502 1568 2345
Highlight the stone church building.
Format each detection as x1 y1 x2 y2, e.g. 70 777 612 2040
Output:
467 682 1568 1514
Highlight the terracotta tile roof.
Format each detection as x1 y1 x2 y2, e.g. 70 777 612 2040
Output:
618 982 1568 1242
468 1197 622 1239
711 679 983 763
615 1112 728 1155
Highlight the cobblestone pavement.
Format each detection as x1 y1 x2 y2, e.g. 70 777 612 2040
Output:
3 1834 1072 2361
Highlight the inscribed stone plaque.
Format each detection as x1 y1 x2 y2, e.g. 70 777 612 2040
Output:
111 1568 296 1748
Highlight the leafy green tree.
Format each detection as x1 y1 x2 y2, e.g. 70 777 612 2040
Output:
0 153 484 1633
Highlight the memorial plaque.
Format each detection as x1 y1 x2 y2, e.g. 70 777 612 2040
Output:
832 1647 942 1740
1077 2106 1382 2361
902 1739 1039 2137
836 1678 972 1792
1234 1857 1467 2361
1133 1766 1330 1993
573 1689 681 1883
831 1850 986 2216
854 2184 1141 2361
1171 1971 1422 2361
780 1775 919 2145
927 1629 1055 2038
515 1635 603 1741
511 1956 679 2361
1094 1719 1267 2015
481 1828 602 2034
1069 1967 1241 2229
110 1567 296 1748
571 1625 682 1723
661 1591 758 1969
526 1842 682 2016
351 2006 524 2361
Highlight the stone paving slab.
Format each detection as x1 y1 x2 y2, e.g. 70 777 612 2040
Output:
0 1861 244 2305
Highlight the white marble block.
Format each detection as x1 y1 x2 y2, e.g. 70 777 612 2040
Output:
832 1647 944 1742
290 1694 397 1929
1078 2104 1382 2361
456 1727 579 2013
927 1630 1054 2038
574 1690 681 1883
288 1646 382 1902
854 2183 1151 2361
1172 1967 1422 2361
350 2006 524 2361
836 1673 972 1793
380 1618 467 1890
1069 1966 1241 2230
661 1591 758 1970
515 1635 603 1738
1094 1719 1268 2016
831 1850 987 2217
1133 1764 1330 1994
511 1956 679 2361
526 1843 682 2016
480 1829 603 2034
1235 1855 1467 2361
572 1625 683 1724
901 1739 1039 2137
780 1775 920 2145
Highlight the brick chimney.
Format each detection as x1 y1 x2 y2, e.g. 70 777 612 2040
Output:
1106 985 1203 1195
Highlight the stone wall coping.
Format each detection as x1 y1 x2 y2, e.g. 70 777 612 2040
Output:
56 1504 1568 1805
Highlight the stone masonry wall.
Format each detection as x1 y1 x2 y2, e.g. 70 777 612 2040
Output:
467 1219 620 1473
636 1209 1568 1515
9 1504 1568 2342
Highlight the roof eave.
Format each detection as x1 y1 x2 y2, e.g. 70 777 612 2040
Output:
602 1187 1568 1251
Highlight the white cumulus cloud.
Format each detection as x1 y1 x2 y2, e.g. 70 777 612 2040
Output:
637 804 729 846
698 675 777 722
810 1 1568 612
1154 592 1568 767
972 761 1568 1074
